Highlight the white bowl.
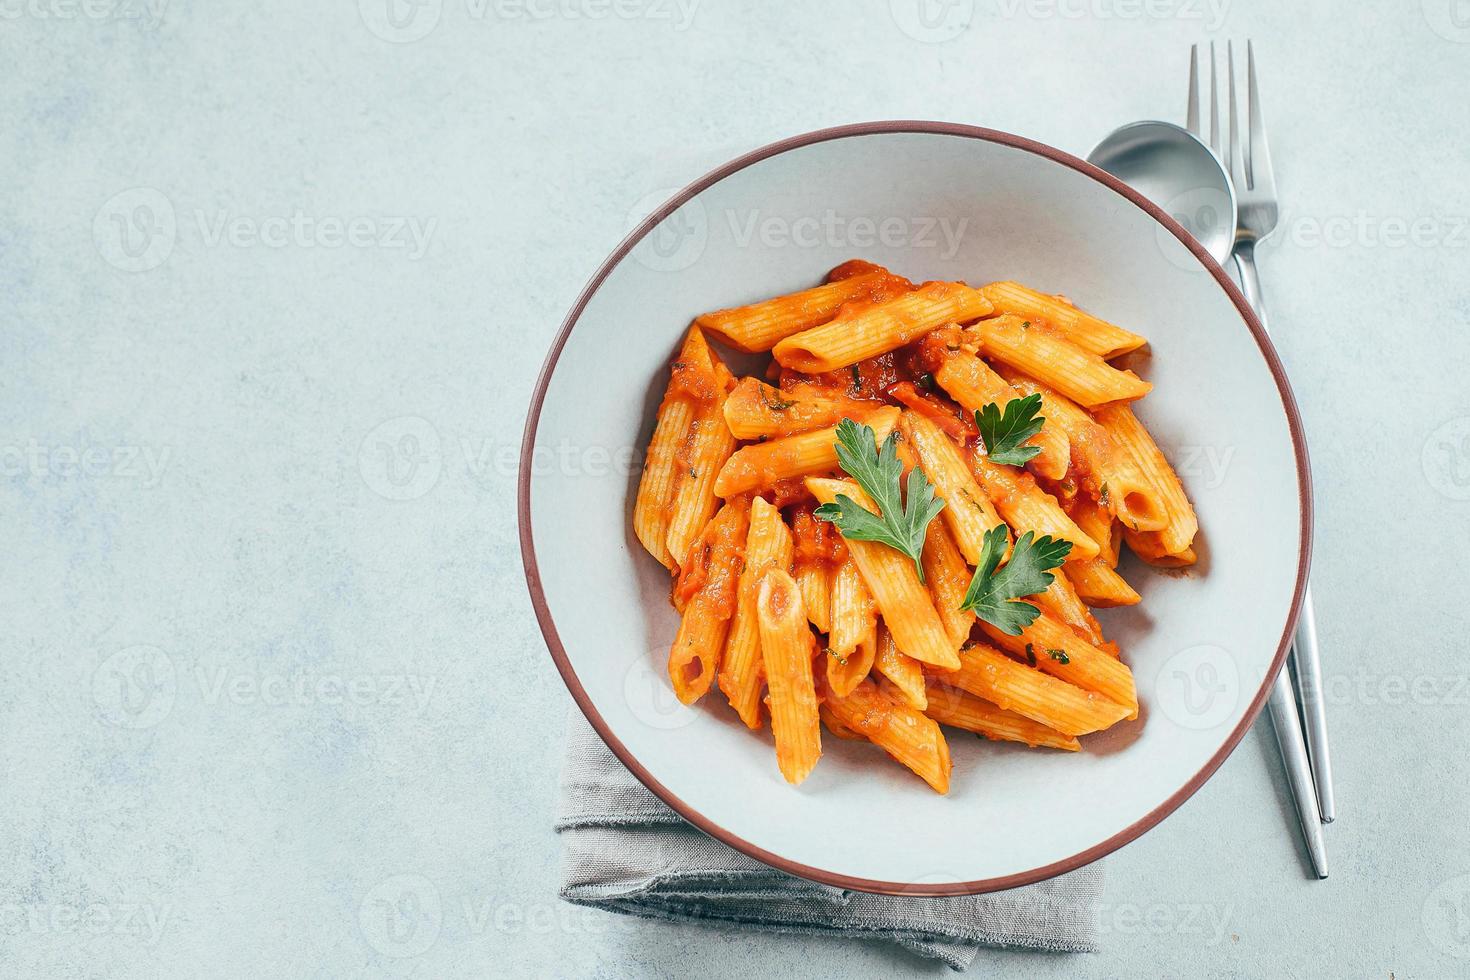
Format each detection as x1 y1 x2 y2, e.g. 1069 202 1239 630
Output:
520 122 1311 895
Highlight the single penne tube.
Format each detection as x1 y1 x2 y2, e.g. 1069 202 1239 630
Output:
1032 565 1105 645
975 314 1151 407
664 331 738 568
1123 527 1198 568
819 702 866 741
1093 403 1199 556
722 378 878 441
713 406 900 497
946 643 1132 737
1065 558 1141 608
998 368 1168 533
756 568 822 785
872 623 928 710
696 265 904 352
923 681 1080 750
826 623 877 698
980 281 1147 358
968 450 1099 561
719 497 795 728
795 562 833 633
820 675 951 793
828 557 876 659
932 348 1070 480
979 613 1138 716
804 477 961 669
773 281 993 373
633 396 693 568
1065 495 1121 567
920 520 976 650
668 500 750 705
898 410 1006 565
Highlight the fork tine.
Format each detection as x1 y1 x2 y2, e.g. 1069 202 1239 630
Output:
1208 42 1220 155
1186 44 1200 136
1226 40 1246 191
1247 40 1277 197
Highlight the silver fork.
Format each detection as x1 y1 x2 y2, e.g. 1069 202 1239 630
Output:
1189 41 1335 865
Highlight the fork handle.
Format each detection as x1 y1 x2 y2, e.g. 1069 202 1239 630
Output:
1234 243 1269 332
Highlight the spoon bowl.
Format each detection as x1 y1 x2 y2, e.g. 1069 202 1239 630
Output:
1088 120 1237 266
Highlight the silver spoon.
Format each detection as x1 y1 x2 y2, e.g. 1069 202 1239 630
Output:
1085 121 1329 880
1087 120 1237 266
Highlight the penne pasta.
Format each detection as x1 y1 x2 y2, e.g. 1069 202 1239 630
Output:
635 262 1201 793
923 681 1081 750
804 477 961 669
967 450 1099 561
668 500 750 705
826 623 878 698
713 406 900 498
719 497 796 728
947 643 1132 737
871 623 928 710
820 675 951 793
756 569 823 785
980 281 1147 358
998 368 1169 533
1065 558 1141 607
974 314 1152 408
1124 528 1199 568
898 410 1006 566
795 563 833 633
1094 403 1198 557
980 613 1138 716
1065 495 1122 567
1033 565 1105 645
664 330 739 568
722 378 878 441
932 345 1071 481
697 264 909 353
828 557 877 659
773 281 993 374
920 520 976 650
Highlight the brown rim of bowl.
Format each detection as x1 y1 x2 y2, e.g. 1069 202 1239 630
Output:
517 121 1313 897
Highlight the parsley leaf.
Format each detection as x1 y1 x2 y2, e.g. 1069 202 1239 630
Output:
814 418 946 583
1047 648 1070 664
959 526 1073 635
976 394 1046 467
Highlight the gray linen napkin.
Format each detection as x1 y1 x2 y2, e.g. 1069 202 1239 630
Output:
556 710 1102 970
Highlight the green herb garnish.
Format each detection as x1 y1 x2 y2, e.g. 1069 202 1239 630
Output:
959 526 1073 635
814 418 946 583
976 394 1046 468
1047 648 1070 664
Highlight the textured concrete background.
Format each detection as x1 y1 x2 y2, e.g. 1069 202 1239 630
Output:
2 1 1467 976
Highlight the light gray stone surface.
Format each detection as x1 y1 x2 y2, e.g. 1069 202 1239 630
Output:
2 1 1466 976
